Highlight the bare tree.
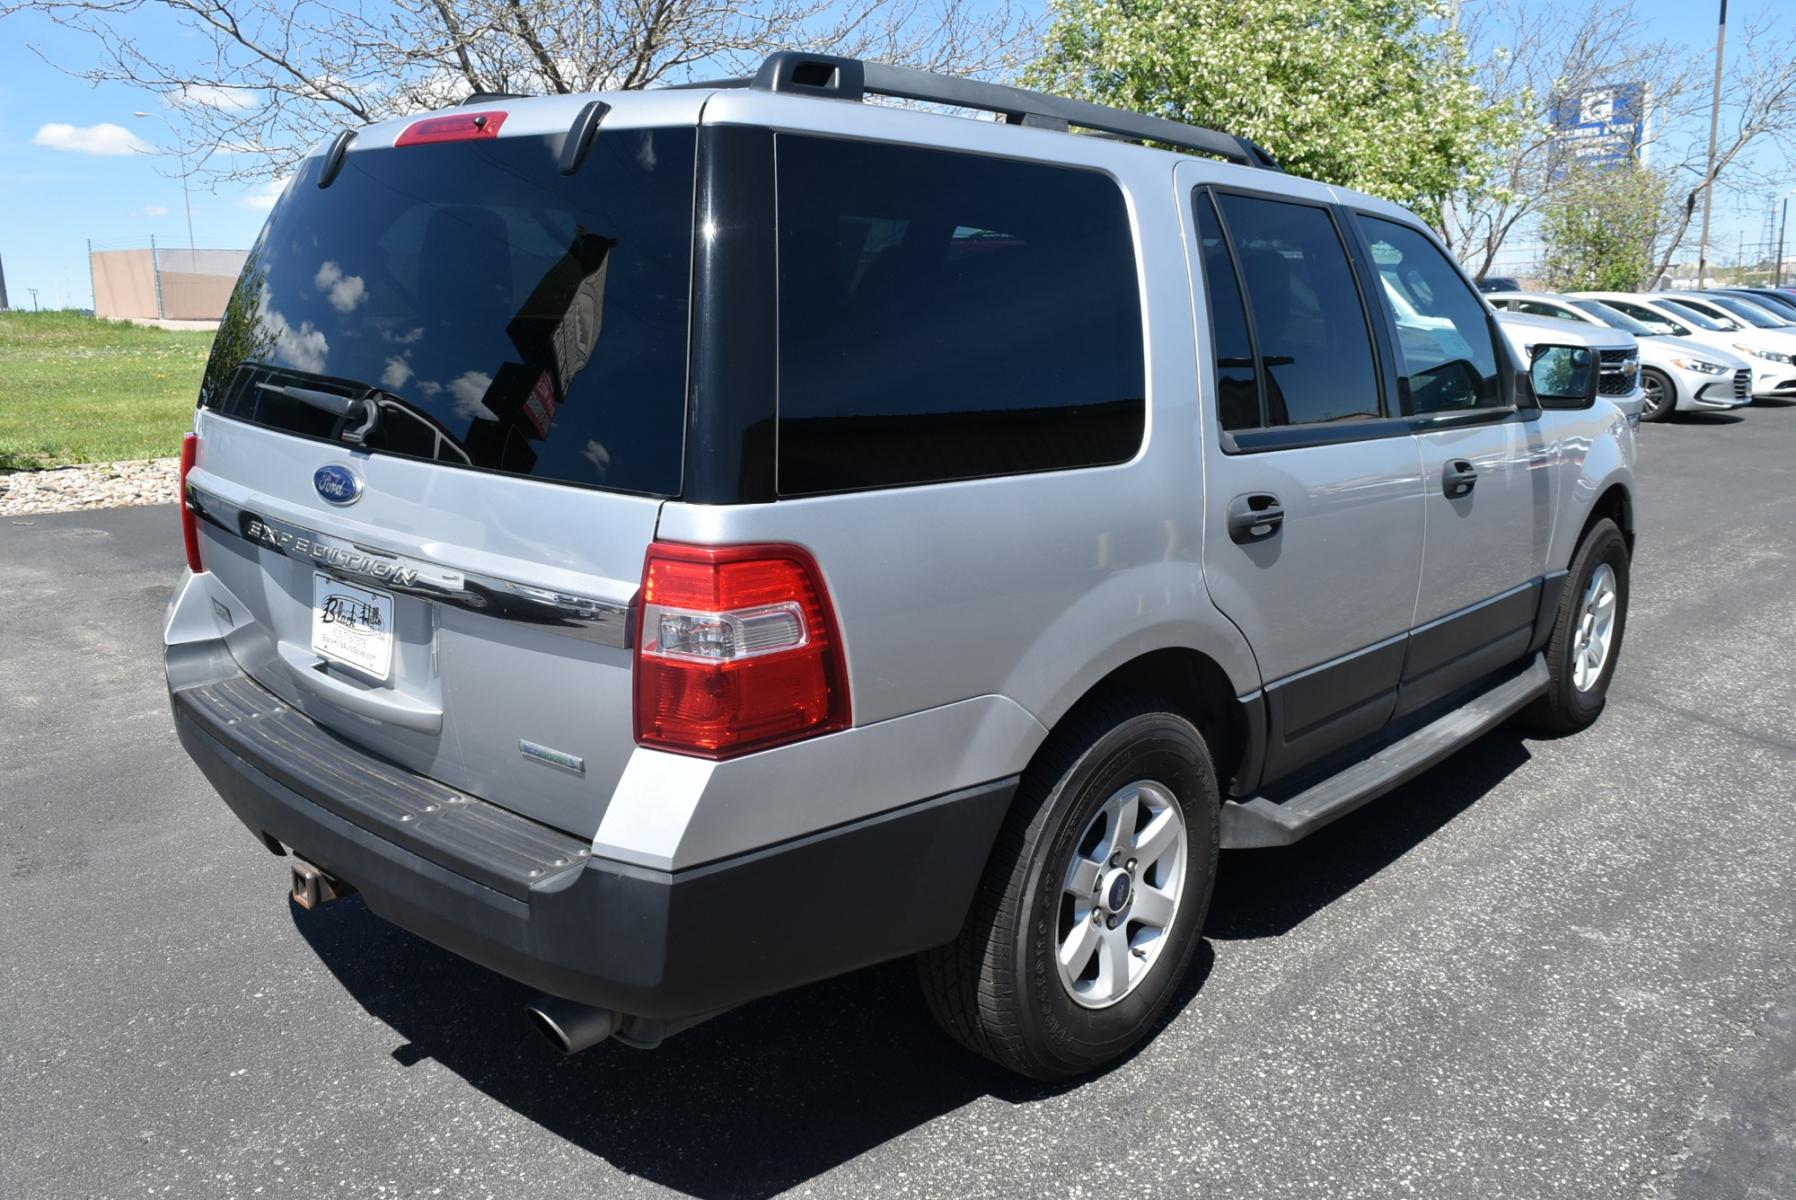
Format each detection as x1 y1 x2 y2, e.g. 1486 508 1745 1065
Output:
1644 11 1796 283
4 0 1034 182
1439 0 1683 282
1445 0 1796 284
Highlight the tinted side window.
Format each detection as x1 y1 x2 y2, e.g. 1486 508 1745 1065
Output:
1215 194 1382 426
1192 192 1261 431
1357 216 1504 414
775 136 1145 496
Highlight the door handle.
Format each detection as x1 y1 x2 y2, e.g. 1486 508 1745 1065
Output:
1227 493 1285 544
1443 460 1477 498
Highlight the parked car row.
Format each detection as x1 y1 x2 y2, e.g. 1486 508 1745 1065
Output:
1483 285 1796 421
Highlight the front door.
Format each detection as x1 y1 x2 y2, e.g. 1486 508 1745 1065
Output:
1181 175 1426 784
1351 213 1551 714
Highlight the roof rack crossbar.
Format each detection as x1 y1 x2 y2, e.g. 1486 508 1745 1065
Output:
676 51 1282 171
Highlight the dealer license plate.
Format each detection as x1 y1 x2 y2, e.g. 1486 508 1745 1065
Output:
311 573 395 681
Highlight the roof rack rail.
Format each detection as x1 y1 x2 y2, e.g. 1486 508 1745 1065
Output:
457 91 531 106
670 51 1282 172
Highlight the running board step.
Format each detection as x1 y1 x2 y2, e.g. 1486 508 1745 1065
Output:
1221 654 1550 849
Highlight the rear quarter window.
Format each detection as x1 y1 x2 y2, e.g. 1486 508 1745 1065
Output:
772 136 1146 496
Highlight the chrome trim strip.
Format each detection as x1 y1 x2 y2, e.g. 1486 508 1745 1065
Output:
186 483 634 648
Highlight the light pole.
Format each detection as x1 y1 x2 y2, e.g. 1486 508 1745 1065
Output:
133 110 197 257
1778 189 1795 289
1696 0 1727 288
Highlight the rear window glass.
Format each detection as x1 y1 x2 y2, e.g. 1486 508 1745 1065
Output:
200 128 697 496
773 135 1145 496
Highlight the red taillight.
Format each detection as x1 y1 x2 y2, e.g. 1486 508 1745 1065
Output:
634 542 850 759
178 431 202 573
393 111 508 147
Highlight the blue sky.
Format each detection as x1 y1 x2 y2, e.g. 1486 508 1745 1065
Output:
0 0 1788 309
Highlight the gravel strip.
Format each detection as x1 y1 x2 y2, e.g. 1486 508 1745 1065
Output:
0 458 180 516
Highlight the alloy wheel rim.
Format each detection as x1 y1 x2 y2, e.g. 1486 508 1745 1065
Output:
1055 780 1187 1009
1571 562 1618 692
1642 373 1668 416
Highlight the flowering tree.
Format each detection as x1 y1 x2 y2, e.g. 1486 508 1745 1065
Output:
1027 0 1516 215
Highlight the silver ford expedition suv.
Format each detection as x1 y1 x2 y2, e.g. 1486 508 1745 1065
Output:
165 53 1637 1081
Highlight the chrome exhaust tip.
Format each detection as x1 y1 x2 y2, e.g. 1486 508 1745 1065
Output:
524 995 619 1055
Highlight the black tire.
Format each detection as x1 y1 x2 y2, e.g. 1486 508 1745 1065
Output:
1525 517 1629 733
1638 368 1674 422
918 693 1219 1081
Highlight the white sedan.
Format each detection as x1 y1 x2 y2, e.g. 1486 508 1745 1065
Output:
1485 291 1751 421
1571 291 1796 399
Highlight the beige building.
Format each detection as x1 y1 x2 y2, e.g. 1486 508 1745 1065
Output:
90 243 247 325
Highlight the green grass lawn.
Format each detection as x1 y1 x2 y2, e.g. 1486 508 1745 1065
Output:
0 311 213 470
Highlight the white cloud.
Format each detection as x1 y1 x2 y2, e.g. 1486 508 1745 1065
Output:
582 440 611 474
313 260 366 313
32 122 155 156
449 372 496 422
272 315 328 374
259 284 329 374
241 177 291 211
380 356 412 390
415 380 443 396
143 205 170 217
174 85 255 112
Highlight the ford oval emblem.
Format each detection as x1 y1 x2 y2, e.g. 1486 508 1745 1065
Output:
313 464 363 506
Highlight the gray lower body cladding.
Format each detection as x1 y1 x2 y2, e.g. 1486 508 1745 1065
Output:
170 662 1015 1021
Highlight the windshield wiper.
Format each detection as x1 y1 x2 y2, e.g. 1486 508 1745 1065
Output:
255 381 383 445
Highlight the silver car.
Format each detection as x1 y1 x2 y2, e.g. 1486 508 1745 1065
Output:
165 52 1638 1080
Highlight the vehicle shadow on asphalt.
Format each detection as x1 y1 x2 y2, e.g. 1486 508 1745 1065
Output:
288 731 1527 1196
1668 413 1746 425
293 894 1082 1196
1209 730 1534 940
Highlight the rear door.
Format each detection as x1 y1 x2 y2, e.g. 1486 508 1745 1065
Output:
1181 176 1426 782
1350 214 1550 713
185 116 699 838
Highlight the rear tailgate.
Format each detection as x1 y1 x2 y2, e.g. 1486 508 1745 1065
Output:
188 416 655 836
181 99 702 838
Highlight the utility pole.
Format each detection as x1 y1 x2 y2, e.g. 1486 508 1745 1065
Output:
27 287 40 312
1778 196 1791 288
1697 0 1728 288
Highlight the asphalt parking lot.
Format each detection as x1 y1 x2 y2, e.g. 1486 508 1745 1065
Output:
4 403 1796 1199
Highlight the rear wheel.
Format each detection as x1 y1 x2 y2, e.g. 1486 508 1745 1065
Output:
1638 368 1674 422
1525 518 1629 733
918 694 1219 1080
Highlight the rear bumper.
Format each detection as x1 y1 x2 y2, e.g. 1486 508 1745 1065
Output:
170 660 1014 1024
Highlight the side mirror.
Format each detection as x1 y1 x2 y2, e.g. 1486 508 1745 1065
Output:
1529 344 1598 408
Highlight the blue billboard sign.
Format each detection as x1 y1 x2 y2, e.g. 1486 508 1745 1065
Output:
1550 82 1649 173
